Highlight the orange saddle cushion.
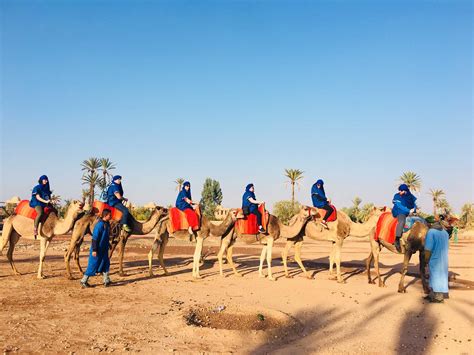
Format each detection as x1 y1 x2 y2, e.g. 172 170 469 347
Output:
15 200 54 220
92 201 123 222
374 212 398 244
315 205 338 222
169 206 201 233
234 204 269 235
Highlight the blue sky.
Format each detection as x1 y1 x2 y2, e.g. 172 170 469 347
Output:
1 0 472 212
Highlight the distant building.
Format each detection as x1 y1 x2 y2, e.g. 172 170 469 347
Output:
214 205 230 220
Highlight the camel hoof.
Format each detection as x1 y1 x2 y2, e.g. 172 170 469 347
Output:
306 275 313 280
368 280 375 284
67 275 74 280
268 277 276 281
148 272 154 278
378 283 386 288
337 280 346 284
285 275 293 279
37 275 46 279
235 273 243 277
328 275 337 281
119 272 127 277
14 272 22 276
193 275 202 279
398 288 407 293
259 274 266 279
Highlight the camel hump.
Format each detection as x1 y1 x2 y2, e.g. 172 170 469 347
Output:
169 207 202 233
92 201 122 222
14 200 54 220
234 204 268 235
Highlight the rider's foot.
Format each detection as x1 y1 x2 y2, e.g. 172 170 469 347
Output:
394 238 402 253
104 280 112 287
34 228 38 240
81 281 91 288
321 220 329 229
258 226 265 233
122 224 132 233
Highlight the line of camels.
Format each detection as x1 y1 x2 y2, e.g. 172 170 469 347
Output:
1 200 433 294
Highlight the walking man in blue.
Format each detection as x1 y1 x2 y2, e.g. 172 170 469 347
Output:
392 184 417 252
81 209 112 288
424 215 451 303
107 175 132 233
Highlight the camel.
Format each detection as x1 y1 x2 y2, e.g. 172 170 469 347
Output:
148 208 242 279
217 206 317 281
281 207 386 283
64 206 168 279
366 217 431 293
1 200 84 278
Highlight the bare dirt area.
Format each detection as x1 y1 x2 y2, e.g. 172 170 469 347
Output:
1 234 473 354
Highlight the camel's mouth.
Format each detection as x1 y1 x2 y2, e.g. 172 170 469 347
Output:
184 305 302 333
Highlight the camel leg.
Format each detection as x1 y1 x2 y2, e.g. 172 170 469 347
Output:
366 249 375 284
419 250 430 294
192 236 204 279
157 234 170 276
37 238 51 279
226 241 241 277
117 233 130 277
65 233 83 280
217 238 230 277
6 231 21 275
74 243 83 275
398 249 413 293
266 238 275 281
148 239 160 277
373 244 384 287
328 241 336 279
281 240 293 278
258 244 267 278
294 241 312 279
0 219 13 254
334 239 344 283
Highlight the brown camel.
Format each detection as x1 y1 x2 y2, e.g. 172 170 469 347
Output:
148 208 242 279
1 200 84 278
64 206 168 279
218 206 317 281
366 215 457 293
281 207 386 282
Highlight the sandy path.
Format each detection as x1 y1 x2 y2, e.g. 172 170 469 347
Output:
1 235 473 354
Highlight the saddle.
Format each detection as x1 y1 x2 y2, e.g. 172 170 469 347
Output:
169 206 202 234
234 204 269 235
14 200 55 221
313 204 338 222
374 212 424 244
92 201 123 222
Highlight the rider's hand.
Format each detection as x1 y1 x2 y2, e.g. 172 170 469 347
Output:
92 251 97 257
327 199 332 204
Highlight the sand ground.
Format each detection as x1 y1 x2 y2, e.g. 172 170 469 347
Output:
1 234 473 354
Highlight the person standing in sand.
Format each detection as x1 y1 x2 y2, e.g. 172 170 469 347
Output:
81 209 112 288
424 215 451 303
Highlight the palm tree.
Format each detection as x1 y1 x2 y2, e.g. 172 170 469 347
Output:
99 158 116 190
399 171 422 192
284 169 304 207
437 198 452 214
81 157 100 205
428 188 445 216
175 178 185 191
460 203 474 228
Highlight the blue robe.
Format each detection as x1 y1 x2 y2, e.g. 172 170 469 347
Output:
392 192 417 217
29 175 52 208
176 182 192 211
107 182 124 206
311 183 328 208
84 220 111 276
242 184 258 213
425 228 449 293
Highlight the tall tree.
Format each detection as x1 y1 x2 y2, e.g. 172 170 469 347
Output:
99 158 116 190
437 198 452 214
175 178 185 191
460 203 474 228
399 171 422 192
81 157 100 206
200 178 223 219
284 169 304 207
428 188 445 216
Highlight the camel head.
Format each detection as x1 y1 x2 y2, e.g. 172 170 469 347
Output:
369 206 388 219
69 200 85 215
154 206 169 217
297 206 318 222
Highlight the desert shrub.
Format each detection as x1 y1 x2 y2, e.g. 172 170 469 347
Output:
273 200 302 225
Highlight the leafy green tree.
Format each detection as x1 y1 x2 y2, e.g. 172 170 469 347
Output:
341 197 374 222
428 188 445 216
131 206 153 221
284 169 304 207
399 171 422 192
273 200 302 225
175 178 185 191
200 178 223 219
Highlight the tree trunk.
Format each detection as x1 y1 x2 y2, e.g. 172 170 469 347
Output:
291 182 295 207
89 182 94 206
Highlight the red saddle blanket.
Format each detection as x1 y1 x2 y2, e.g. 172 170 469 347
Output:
92 201 123 222
234 204 269 235
315 205 338 222
169 206 202 233
14 200 54 220
374 212 398 244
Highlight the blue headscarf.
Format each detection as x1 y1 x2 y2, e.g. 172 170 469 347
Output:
311 179 328 208
112 175 122 182
38 175 52 196
398 184 410 193
182 181 192 200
